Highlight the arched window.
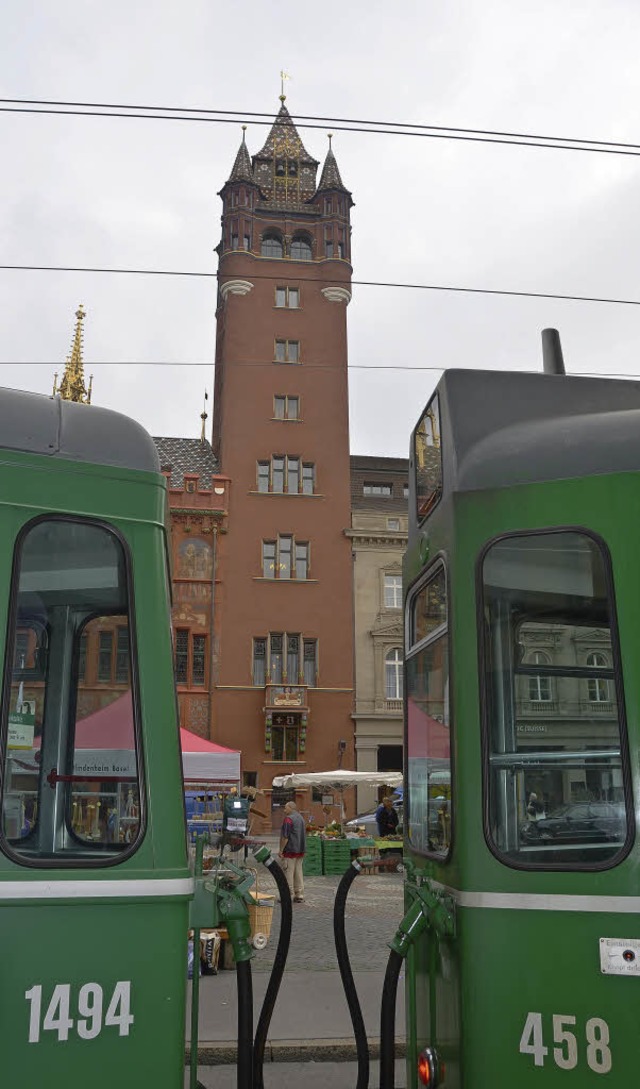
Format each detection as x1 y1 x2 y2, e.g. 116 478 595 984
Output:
291 235 312 261
385 648 403 700
529 651 551 702
261 233 283 258
587 652 610 702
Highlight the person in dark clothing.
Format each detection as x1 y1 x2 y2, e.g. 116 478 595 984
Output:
375 796 399 838
279 801 306 902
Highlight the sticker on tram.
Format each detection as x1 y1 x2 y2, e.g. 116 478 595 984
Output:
25 981 134 1043
519 1012 612 1074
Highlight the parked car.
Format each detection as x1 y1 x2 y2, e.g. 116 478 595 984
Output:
345 800 403 837
521 802 625 845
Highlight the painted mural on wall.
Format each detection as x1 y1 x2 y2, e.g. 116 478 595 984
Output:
177 538 213 579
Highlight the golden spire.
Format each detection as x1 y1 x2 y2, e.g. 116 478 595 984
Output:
53 304 93 404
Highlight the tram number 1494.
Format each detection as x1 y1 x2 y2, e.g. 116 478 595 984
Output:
25 981 134 1043
519 1012 612 1074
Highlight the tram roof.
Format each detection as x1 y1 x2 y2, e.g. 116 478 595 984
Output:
0 387 160 474
426 368 640 497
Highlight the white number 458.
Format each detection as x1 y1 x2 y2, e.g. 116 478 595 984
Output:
519 1012 611 1075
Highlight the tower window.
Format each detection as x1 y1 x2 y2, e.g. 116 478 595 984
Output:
325 241 334 258
255 457 315 494
262 536 309 580
261 233 284 258
291 235 312 261
274 396 300 420
243 234 251 250
275 339 300 364
275 287 300 308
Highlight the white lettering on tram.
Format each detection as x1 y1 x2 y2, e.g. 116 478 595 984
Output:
519 1012 612 1074
25 981 134 1044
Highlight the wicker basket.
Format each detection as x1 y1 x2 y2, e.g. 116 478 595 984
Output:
246 866 275 947
247 894 274 943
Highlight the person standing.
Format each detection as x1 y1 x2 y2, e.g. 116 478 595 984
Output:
279 801 306 903
375 796 399 838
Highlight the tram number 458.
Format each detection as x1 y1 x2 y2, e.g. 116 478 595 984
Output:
519 1012 611 1075
25 981 134 1043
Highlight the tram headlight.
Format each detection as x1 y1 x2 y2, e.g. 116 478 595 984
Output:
418 1046 444 1086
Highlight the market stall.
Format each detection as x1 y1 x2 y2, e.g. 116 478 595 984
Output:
272 769 402 823
272 769 403 874
180 728 241 841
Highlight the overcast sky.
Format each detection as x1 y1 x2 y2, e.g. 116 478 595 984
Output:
2 1 640 457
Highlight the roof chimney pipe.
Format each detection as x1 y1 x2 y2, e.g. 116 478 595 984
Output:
542 328 566 375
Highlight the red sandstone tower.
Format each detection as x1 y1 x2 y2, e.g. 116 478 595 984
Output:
211 99 355 828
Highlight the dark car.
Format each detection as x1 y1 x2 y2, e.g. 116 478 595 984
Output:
521 802 625 845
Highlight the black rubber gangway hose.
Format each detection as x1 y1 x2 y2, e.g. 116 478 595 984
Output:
252 857 293 1089
333 860 369 1089
379 948 403 1089
236 958 254 1089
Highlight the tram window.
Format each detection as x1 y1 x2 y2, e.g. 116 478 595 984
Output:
480 530 632 870
406 565 452 858
0 518 142 865
414 394 442 522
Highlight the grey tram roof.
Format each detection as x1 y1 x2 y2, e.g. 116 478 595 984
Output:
0 387 160 473
413 368 640 501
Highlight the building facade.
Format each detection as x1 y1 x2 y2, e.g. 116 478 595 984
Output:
348 456 409 813
210 101 355 829
153 438 229 738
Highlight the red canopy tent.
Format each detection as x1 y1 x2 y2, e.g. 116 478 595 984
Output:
26 694 241 784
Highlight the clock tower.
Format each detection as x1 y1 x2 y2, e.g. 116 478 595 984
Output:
211 99 355 826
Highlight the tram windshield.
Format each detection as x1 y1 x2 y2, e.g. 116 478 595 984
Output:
0 518 142 864
480 530 632 869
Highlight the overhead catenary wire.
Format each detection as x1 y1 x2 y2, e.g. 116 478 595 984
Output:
2 96 640 158
0 360 638 383
2 263 640 310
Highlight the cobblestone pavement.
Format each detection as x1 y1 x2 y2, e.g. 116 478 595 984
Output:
251 869 405 972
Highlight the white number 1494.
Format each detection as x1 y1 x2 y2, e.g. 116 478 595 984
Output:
519 1012 612 1074
25 981 134 1043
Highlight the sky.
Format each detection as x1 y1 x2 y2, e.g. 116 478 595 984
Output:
2 1 640 457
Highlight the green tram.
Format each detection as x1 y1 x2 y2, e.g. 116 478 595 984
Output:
403 337 640 1087
0 389 190 1086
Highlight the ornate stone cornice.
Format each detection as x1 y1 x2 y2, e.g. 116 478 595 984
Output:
321 286 352 304
220 279 254 300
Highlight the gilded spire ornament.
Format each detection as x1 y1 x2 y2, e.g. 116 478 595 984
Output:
53 304 93 404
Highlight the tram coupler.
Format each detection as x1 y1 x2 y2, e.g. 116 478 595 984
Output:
218 889 254 963
389 882 455 957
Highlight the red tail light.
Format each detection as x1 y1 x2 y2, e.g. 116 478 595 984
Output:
418 1047 445 1086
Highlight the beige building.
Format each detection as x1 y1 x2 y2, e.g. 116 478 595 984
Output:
347 456 409 814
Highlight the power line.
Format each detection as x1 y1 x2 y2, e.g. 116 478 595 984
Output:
2 262 640 309
0 360 639 383
2 98 640 158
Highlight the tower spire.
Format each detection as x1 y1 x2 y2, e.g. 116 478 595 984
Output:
53 304 93 404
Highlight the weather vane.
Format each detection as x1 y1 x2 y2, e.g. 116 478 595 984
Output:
280 70 291 100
